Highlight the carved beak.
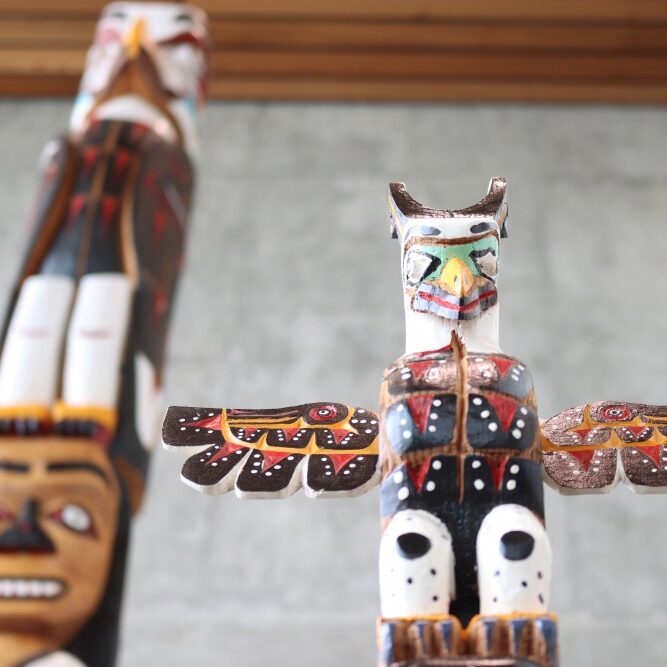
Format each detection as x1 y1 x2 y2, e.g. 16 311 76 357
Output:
438 257 475 297
124 18 147 61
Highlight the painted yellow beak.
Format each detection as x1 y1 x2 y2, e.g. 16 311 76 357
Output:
124 18 147 60
438 257 476 297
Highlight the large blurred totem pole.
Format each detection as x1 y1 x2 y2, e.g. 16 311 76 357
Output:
164 178 667 666
0 4 209 666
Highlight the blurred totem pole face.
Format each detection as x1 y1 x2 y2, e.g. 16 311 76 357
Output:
0 438 119 644
71 1 210 156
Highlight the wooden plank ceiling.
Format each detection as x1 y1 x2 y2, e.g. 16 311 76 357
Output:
0 0 666 102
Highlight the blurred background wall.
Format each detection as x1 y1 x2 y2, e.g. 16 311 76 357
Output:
1 2 667 666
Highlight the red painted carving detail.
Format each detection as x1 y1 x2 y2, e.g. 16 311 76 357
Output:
406 396 434 434
485 393 519 432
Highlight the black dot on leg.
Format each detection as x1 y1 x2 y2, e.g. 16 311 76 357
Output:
430 568 437 576
537 571 543 579
538 594 544 604
494 570 500 577
521 580 528 587
493 597 498 603
432 595 439 602
407 578 413 584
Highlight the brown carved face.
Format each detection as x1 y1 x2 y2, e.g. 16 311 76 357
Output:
0 438 119 645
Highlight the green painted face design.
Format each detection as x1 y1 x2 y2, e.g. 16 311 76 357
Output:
403 235 499 288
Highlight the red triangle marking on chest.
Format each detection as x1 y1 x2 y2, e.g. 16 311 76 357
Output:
82 147 99 173
261 450 294 472
406 457 432 493
488 356 515 377
187 413 221 430
329 453 359 474
485 393 519 432
101 195 119 232
636 445 663 468
328 429 355 445
406 396 434 434
68 194 87 225
484 455 509 490
113 149 131 181
624 426 651 438
209 441 245 463
407 361 433 382
568 449 596 471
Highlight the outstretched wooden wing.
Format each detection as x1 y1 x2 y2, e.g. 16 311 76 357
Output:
162 402 380 498
541 401 667 494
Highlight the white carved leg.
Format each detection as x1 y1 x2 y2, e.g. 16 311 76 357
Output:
58 273 132 430
0 275 74 419
134 352 160 450
379 509 455 618
477 504 552 615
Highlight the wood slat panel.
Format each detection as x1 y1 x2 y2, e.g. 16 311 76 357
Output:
5 18 667 53
3 48 667 85
209 78 667 104
4 75 667 105
0 1 666 103
3 0 667 23
209 51 667 82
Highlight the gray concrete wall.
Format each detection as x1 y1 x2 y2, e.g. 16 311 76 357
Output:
1 100 666 666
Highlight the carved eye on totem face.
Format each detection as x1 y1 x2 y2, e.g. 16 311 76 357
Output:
595 403 635 422
49 503 96 538
469 247 498 280
403 250 440 288
0 439 119 643
305 403 347 425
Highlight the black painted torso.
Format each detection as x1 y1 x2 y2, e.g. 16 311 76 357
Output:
379 336 544 622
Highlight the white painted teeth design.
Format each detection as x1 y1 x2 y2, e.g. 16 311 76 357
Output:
0 578 64 599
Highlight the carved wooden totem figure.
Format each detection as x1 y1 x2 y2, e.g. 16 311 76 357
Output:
163 189 667 662
0 4 208 666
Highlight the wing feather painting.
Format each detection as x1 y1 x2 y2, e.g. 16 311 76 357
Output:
542 401 667 494
162 403 380 498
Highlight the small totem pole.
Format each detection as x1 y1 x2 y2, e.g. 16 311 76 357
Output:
0 4 209 666
164 177 667 665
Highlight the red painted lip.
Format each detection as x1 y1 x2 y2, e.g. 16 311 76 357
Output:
416 289 496 313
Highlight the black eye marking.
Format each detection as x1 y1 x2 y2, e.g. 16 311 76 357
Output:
413 225 441 236
470 222 492 234
175 12 194 22
469 248 497 259
105 10 127 19
469 247 498 280
404 250 441 287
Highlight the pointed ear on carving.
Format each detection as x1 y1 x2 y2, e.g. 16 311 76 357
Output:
387 178 509 240
387 186 405 240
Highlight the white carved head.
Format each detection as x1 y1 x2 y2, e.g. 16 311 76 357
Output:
389 179 508 324
71 2 209 158
379 509 455 618
476 504 551 615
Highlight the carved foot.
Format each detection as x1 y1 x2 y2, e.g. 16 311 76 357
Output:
466 614 558 667
377 616 464 667
392 659 542 666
